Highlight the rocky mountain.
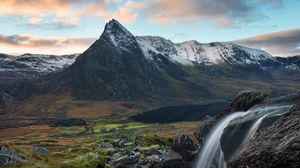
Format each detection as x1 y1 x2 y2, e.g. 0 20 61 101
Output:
49 19 299 100
275 55 300 70
137 36 274 66
1 19 300 106
0 53 78 78
52 19 168 100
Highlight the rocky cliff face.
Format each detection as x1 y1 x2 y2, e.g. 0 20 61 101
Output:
194 91 300 168
54 19 168 100
229 99 300 168
194 90 268 144
217 90 268 119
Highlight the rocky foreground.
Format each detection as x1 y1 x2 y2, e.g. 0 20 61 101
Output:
229 99 300 168
1 90 299 168
194 90 300 168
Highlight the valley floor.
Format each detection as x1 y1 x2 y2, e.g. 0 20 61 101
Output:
0 118 199 168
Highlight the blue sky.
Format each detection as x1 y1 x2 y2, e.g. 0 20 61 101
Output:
0 0 299 56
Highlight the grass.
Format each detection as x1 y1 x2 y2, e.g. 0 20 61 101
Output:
52 152 106 168
0 118 199 168
0 94 149 119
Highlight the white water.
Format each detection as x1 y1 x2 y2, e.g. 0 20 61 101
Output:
194 105 292 168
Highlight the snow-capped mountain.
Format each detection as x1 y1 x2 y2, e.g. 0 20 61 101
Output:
136 36 274 65
0 53 79 77
0 19 299 104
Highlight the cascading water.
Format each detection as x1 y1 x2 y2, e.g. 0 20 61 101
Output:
194 105 293 168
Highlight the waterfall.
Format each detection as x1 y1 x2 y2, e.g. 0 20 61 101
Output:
194 105 292 168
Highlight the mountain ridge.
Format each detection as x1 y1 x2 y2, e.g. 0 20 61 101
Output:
0 19 300 106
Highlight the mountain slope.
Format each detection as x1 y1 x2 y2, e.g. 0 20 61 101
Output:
53 19 169 100
0 53 78 78
136 36 274 65
0 19 300 122
1 19 300 113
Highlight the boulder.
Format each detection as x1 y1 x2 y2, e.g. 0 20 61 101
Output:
109 151 141 168
98 142 114 149
218 90 268 119
194 116 216 144
136 155 161 168
171 133 198 161
118 139 133 147
33 146 50 155
160 150 189 168
0 147 24 166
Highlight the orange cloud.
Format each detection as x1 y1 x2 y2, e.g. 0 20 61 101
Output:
0 34 96 55
0 0 141 28
0 0 72 17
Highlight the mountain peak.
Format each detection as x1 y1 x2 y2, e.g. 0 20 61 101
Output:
104 19 129 33
101 19 137 48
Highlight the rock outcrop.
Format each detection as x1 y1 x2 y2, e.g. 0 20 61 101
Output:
171 134 198 162
33 146 50 155
160 149 189 168
194 90 268 143
0 147 24 166
229 102 300 168
217 90 268 119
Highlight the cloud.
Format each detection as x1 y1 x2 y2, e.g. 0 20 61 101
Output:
78 0 143 24
0 34 96 55
0 0 72 17
140 0 285 27
0 0 140 29
0 0 286 29
233 28 300 56
26 16 79 30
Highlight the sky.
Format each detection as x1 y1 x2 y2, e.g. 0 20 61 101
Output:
0 0 299 57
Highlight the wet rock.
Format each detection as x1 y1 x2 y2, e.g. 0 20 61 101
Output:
0 147 24 166
229 103 300 168
171 133 198 161
33 146 50 155
194 90 268 144
194 116 216 144
218 90 268 118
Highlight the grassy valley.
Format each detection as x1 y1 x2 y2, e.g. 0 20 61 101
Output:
0 118 199 168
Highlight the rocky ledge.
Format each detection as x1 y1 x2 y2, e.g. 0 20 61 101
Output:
194 90 300 168
229 101 300 168
194 90 268 144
